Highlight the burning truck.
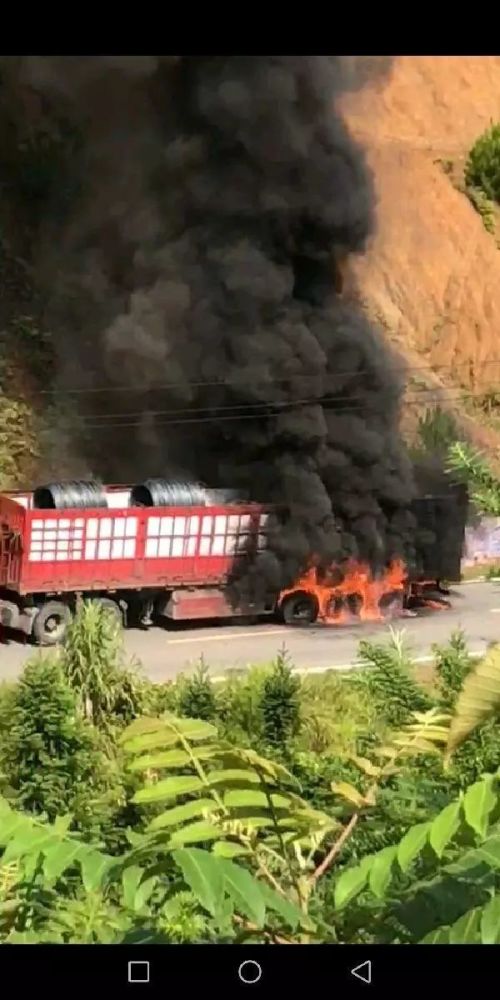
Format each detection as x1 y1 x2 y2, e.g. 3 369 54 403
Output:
1 58 468 638
0 477 467 645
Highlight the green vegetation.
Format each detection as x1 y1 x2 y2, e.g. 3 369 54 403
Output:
1 603 500 944
447 439 500 514
466 124 500 205
466 185 496 234
414 406 459 458
463 124 500 238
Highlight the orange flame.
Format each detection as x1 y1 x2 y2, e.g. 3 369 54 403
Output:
280 559 407 625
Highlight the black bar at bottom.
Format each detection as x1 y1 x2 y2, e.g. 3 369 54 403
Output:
0 944 496 997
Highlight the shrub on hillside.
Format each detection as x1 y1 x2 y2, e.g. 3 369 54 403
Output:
354 630 433 727
434 630 472 707
261 647 301 749
0 656 121 830
176 661 217 722
215 665 270 746
415 406 459 457
465 123 500 204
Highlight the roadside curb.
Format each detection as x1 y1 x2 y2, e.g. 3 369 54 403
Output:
460 576 500 584
210 648 485 683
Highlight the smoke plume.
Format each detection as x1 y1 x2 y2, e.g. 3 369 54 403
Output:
11 56 417 589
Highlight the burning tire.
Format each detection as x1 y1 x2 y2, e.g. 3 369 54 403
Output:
280 591 319 626
33 601 72 646
379 590 404 618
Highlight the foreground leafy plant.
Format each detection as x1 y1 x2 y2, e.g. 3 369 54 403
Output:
332 770 500 943
120 712 337 915
0 793 312 943
445 643 500 763
446 440 500 515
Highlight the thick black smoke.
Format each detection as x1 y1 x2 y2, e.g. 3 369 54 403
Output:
11 56 418 589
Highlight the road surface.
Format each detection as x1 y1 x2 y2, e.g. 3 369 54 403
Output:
1 581 499 683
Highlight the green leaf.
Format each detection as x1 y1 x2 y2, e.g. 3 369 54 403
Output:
446 834 500 877
123 715 218 750
173 848 225 918
133 775 204 804
463 776 497 838
122 866 143 909
449 907 481 944
121 716 167 741
429 801 461 858
259 882 309 931
211 842 250 859
168 822 221 848
445 644 500 761
350 755 382 778
480 894 500 943
227 748 295 784
219 858 266 927
208 769 262 787
79 850 113 892
334 856 373 909
170 718 219 740
2 828 58 863
128 746 219 772
43 841 84 882
420 926 450 944
147 798 218 832
331 781 367 808
123 729 180 753
475 835 500 868
397 822 431 873
368 845 398 898
223 789 291 810
0 814 27 846
52 814 73 837
134 876 157 912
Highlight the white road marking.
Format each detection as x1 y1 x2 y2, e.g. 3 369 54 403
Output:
209 648 486 682
490 608 500 613
167 628 289 645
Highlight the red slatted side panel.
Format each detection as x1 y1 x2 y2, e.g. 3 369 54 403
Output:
17 504 269 595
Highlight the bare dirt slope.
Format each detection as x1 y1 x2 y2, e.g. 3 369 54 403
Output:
340 56 500 452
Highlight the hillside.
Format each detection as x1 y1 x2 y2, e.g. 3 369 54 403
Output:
340 55 500 456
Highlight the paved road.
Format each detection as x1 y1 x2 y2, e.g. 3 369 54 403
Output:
1 581 500 683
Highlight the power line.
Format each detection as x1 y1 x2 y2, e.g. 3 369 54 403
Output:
72 389 500 431
78 382 469 423
26 356 500 398
58 383 500 425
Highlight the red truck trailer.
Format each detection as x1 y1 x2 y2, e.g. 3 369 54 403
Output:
0 479 468 646
0 481 277 645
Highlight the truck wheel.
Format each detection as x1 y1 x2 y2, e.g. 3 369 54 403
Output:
33 601 72 646
92 598 124 630
280 592 319 626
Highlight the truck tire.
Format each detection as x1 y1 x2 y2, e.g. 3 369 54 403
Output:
92 597 124 630
33 601 72 646
280 592 319 626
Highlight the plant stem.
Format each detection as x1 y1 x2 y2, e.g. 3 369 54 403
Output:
310 812 359 885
